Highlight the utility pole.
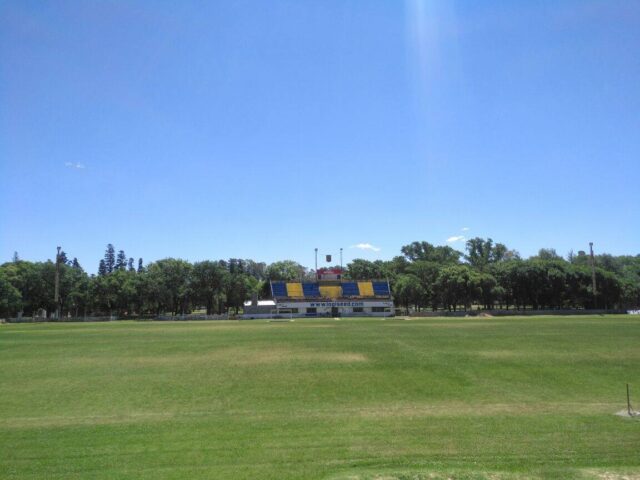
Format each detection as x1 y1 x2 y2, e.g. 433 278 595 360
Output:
54 246 61 320
340 247 343 272
589 242 597 308
314 248 318 280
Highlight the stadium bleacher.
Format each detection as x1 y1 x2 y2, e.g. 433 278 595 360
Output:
357 281 374 297
286 282 304 298
264 272 394 318
271 280 391 299
372 281 390 296
341 282 359 297
271 282 287 298
302 282 321 297
319 285 342 298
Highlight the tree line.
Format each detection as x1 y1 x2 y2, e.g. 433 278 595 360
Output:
1 239 639 318
0 245 307 318
357 240 639 313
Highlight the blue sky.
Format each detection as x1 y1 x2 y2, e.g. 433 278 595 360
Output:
1 0 639 272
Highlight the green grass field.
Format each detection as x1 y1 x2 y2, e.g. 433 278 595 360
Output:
1 316 639 479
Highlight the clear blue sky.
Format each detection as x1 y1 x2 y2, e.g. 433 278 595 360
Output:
1 0 639 272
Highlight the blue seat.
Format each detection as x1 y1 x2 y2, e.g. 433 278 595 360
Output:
271 282 287 298
372 281 390 296
341 282 359 296
302 283 320 297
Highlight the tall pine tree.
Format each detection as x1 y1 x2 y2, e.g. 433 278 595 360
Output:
104 244 115 273
58 250 69 265
115 250 127 270
137 258 144 273
98 259 107 276
127 257 135 272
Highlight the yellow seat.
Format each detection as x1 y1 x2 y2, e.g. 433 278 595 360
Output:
286 282 303 298
319 286 342 298
358 281 374 297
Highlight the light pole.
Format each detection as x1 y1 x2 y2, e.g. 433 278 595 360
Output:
589 242 597 308
314 248 318 280
54 246 61 320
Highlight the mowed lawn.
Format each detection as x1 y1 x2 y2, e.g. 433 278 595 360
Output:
1 316 639 480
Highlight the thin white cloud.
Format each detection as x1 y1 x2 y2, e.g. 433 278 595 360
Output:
65 162 85 169
350 243 381 252
447 235 465 243
461 227 469 231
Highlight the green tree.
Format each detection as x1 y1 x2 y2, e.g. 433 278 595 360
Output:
64 265 91 317
385 257 409 279
346 259 385 279
0 268 22 317
192 261 227 314
146 259 193 315
115 250 127 271
478 272 498 310
435 265 481 311
112 269 138 315
244 260 267 280
104 244 116 273
465 238 509 271
7 261 57 316
565 264 592 309
58 250 70 265
620 276 640 309
228 259 246 274
98 259 107 276
535 248 562 261
401 241 461 264
393 274 426 314
540 260 568 308
266 260 305 281
406 261 440 310
619 257 640 308
595 269 622 309
91 273 118 315
225 273 258 314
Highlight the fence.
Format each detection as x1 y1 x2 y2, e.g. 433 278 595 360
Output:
4 309 635 323
406 308 629 318
156 313 230 321
4 313 231 323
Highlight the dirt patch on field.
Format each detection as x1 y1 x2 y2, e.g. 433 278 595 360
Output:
475 350 640 361
350 401 618 418
475 350 521 358
0 411 176 429
385 322 501 328
583 470 640 480
614 409 640 419
71 347 367 368
3 400 625 431
231 349 366 365
329 470 556 480
596 475 640 480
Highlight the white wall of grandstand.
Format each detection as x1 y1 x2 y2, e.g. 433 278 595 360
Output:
242 267 395 319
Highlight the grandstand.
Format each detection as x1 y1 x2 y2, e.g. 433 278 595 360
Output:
244 268 394 318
